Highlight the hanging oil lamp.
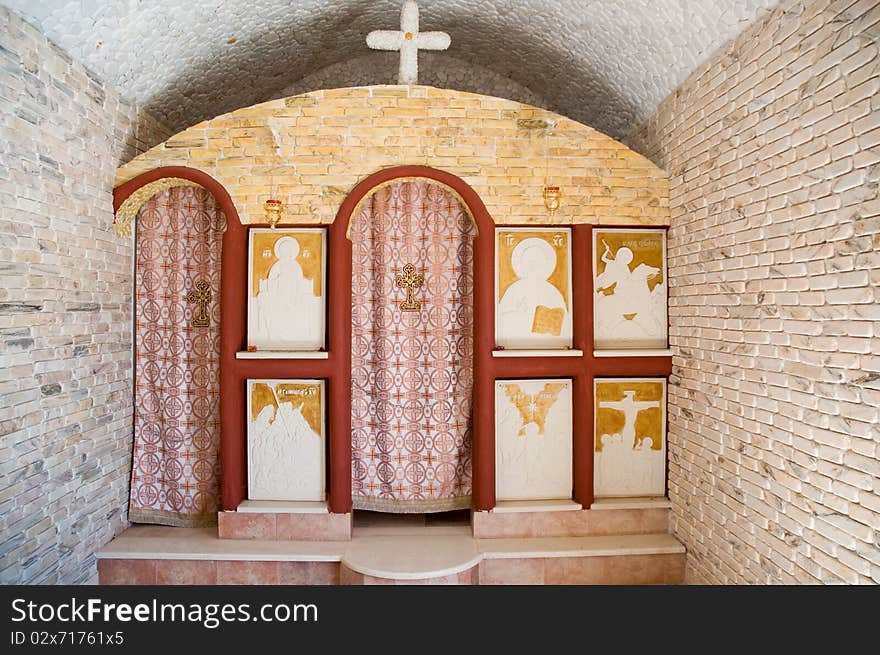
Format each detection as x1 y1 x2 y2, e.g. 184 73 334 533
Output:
264 196 283 230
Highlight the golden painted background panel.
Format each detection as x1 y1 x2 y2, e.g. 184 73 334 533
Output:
497 229 570 308
251 230 323 298
250 382 278 421
594 230 664 292
250 381 323 436
595 380 664 451
501 381 568 436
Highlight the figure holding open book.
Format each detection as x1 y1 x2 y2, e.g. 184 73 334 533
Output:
497 235 572 348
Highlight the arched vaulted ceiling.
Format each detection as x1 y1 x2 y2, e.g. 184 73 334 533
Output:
2 0 778 139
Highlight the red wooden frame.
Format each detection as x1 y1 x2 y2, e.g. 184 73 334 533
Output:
115 165 672 516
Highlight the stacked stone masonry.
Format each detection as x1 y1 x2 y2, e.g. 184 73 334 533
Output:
115 86 669 227
0 7 171 584
277 52 551 120
627 0 880 584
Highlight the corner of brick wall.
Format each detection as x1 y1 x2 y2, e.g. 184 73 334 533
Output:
626 0 880 584
0 7 170 584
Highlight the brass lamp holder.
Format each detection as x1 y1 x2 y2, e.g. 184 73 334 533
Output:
264 198 283 229
542 125 562 217
543 184 561 217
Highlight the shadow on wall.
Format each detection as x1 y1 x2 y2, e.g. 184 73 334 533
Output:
117 108 176 168
142 0 640 139
273 51 552 112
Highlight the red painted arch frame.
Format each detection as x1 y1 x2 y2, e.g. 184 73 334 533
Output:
115 165 672 516
335 166 496 511
115 166 254 513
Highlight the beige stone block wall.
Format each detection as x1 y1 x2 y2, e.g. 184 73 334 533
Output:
627 0 879 584
0 7 171 584
115 86 668 227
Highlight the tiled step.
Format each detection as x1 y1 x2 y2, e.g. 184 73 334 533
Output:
98 558 340 585
97 526 345 584
96 525 685 585
340 564 479 585
218 501 351 541
478 533 685 584
473 497 672 538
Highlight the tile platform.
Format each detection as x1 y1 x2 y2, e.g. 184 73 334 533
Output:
97 517 685 585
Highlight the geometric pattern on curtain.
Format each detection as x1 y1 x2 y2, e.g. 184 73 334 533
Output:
129 185 225 526
350 179 476 512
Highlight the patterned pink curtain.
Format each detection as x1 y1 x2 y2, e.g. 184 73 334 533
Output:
351 180 475 512
129 186 224 526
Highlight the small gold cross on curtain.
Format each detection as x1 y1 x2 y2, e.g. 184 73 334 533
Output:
186 279 212 327
395 263 424 312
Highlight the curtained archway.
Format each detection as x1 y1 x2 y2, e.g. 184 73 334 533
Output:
127 185 226 526
349 179 477 512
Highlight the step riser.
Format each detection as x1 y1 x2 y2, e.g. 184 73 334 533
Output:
473 508 669 539
479 553 685 584
97 559 339 585
340 564 478 585
217 507 667 540
218 511 352 541
98 552 684 585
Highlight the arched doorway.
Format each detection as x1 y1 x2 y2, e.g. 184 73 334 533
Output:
347 178 477 512
331 166 496 513
114 168 237 526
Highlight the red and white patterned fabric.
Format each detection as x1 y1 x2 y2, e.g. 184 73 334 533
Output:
129 186 224 526
350 180 475 512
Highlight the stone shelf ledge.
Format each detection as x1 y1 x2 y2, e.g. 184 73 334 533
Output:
589 497 672 511
490 499 583 513
236 350 328 359
492 349 584 358
96 527 345 562
237 500 329 514
593 349 673 357
478 533 685 559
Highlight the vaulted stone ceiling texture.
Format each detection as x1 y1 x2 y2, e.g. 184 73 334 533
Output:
2 0 778 138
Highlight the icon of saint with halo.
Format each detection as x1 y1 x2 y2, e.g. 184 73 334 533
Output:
497 236 572 348
249 235 321 349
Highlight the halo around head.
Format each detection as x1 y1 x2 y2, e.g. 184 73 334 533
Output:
616 247 634 265
274 236 300 259
511 237 556 280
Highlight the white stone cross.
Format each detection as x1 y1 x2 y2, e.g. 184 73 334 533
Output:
366 0 451 84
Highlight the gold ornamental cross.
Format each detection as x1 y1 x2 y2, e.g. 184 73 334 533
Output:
186 279 212 327
395 263 424 312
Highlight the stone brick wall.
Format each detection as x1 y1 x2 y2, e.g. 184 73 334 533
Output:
627 0 879 583
115 86 668 227
277 52 551 117
0 7 171 584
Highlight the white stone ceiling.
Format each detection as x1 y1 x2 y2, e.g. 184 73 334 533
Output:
2 0 778 138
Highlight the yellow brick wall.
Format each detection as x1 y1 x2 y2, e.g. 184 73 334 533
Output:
115 86 668 226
